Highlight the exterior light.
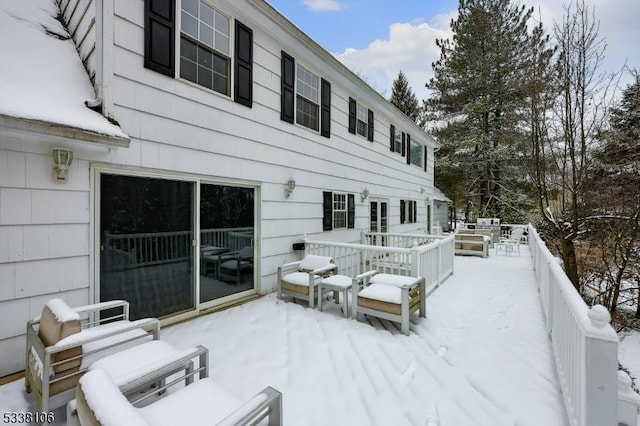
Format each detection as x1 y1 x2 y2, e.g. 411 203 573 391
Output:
360 188 369 202
52 148 73 183
284 178 296 198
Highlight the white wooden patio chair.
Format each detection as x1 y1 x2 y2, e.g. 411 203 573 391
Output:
496 227 524 255
24 298 160 415
277 254 337 308
69 346 283 426
352 271 426 335
218 245 254 284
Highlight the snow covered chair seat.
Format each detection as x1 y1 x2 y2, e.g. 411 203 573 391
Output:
277 254 337 309
71 353 283 426
25 298 160 414
352 271 426 335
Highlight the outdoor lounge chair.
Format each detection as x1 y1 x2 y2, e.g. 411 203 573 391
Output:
69 347 283 426
218 245 254 285
277 254 337 309
352 271 426 335
25 298 160 415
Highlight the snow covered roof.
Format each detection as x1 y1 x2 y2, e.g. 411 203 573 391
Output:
0 0 128 142
433 187 452 203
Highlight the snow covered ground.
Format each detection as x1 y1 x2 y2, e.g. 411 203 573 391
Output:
2 246 638 425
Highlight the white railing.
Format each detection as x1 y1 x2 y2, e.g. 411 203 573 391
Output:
361 231 439 248
304 233 454 295
527 225 638 426
103 227 254 268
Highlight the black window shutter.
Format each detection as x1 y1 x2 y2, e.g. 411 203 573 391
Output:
367 109 374 142
400 200 406 224
348 98 356 134
323 191 333 231
414 201 417 223
144 0 175 77
401 132 406 156
406 133 411 165
389 124 395 152
234 20 253 107
424 146 428 172
347 194 355 229
281 51 295 123
321 79 331 138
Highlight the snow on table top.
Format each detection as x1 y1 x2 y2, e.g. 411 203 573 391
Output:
0 0 127 138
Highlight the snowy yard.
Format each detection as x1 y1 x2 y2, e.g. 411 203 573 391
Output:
2 246 638 425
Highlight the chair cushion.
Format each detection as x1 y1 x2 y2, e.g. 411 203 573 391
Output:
369 274 416 287
76 369 148 426
359 283 401 304
139 378 242 426
298 255 333 272
39 299 82 374
282 271 317 287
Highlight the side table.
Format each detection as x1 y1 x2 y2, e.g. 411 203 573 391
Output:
318 275 352 318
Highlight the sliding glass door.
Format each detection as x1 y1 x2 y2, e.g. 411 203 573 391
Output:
99 173 256 320
199 183 254 304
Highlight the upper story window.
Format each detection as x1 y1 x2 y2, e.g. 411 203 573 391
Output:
144 0 253 107
393 129 402 153
349 98 374 141
281 51 331 137
356 104 369 137
296 64 320 131
179 0 230 95
410 139 422 167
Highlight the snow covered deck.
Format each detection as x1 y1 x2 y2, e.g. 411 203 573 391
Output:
0 245 571 425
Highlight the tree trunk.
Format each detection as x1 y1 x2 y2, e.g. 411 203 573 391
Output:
560 237 580 291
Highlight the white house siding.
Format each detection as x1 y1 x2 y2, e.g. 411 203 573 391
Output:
0 129 98 376
0 0 437 376
106 0 436 294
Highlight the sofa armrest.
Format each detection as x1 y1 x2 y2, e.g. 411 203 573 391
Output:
217 386 283 426
401 276 425 290
72 300 128 316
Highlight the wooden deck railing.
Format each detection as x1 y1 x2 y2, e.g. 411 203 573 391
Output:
304 233 454 295
527 224 639 426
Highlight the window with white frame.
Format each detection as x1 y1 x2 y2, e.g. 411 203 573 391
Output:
394 130 402 153
179 0 231 95
333 192 347 229
410 140 422 167
356 104 368 137
296 64 320 131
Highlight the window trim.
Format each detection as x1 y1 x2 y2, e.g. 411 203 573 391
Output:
400 199 418 224
176 0 234 98
332 192 348 230
295 63 321 132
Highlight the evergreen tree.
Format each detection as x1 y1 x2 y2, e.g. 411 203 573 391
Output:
426 0 536 221
389 70 420 122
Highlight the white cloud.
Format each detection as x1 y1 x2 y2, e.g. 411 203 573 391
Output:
333 12 455 101
332 0 640 102
303 0 343 12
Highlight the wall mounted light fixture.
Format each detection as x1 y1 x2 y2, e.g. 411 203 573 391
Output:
52 147 73 183
360 188 370 203
284 177 296 198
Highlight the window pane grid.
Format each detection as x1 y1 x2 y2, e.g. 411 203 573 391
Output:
180 0 230 94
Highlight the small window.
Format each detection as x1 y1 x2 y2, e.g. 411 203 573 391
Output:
394 131 402 153
356 104 368 137
410 140 422 167
333 192 347 229
401 199 418 224
179 0 231 95
296 64 319 131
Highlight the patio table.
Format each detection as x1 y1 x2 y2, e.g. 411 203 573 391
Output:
318 275 352 318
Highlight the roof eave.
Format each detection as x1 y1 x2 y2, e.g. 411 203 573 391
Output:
0 114 130 148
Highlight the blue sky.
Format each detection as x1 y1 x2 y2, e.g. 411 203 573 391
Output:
266 0 640 101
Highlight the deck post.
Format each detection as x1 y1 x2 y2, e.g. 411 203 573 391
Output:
583 305 618 426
